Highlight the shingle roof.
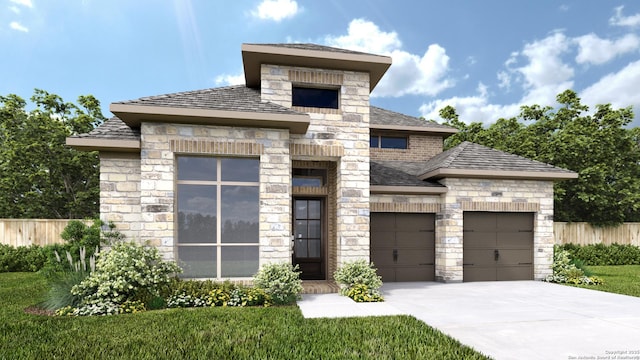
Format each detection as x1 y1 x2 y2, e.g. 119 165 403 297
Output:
420 141 577 177
370 106 455 130
113 85 304 115
69 117 140 140
247 43 381 56
370 162 445 187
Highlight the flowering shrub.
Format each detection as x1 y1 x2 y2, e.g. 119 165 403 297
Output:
346 283 384 302
545 246 604 285
253 263 303 305
56 299 147 316
71 241 181 305
334 260 383 301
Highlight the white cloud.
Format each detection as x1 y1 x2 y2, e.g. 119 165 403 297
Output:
610 6 640 28
581 60 640 111
575 33 640 65
214 72 245 86
324 19 454 97
251 0 298 22
10 21 28 32
9 5 20 13
9 0 32 8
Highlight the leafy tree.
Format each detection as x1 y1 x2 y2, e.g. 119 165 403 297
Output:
438 90 640 226
0 89 103 218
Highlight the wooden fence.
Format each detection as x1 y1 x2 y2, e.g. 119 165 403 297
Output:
0 219 83 247
554 222 640 246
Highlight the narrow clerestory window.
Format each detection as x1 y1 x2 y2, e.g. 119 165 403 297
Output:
292 87 339 109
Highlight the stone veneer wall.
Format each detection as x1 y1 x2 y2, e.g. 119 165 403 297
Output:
370 134 443 162
99 152 141 241
261 64 371 267
436 178 555 282
139 122 291 265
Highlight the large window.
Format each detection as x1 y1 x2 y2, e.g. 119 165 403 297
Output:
176 156 259 278
292 87 339 109
370 135 408 149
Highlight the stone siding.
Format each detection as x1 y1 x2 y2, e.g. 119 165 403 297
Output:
371 134 443 162
99 152 141 241
436 178 555 282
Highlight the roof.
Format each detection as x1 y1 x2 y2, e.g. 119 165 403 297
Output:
370 106 457 136
66 117 140 152
418 141 578 180
371 162 444 187
241 43 392 92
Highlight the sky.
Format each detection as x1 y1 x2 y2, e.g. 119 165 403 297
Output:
2 0 640 126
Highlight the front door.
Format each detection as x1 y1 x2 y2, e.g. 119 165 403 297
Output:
293 198 324 280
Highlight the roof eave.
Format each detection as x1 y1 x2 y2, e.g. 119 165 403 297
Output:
369 123 458 137
370 185 447 194
110 103 310 134
241 43 392 92
66 137 141 153
419 168 579 181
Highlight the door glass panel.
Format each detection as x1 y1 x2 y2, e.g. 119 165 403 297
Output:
177 157 217 181
308 201 321 219
221 246 259 277
177 184 216 243
295 201 307 219
221 158 259 182
295 220 308 239
295 239 308 257
308 239 321 258
293 177 323 187
221 186 259 243
178 246 216 278
308 220 321 239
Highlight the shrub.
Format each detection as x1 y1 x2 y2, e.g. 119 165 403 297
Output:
253 263 303 305
545 246 603 285
346 283 384 302
71 241 181 305
334 259 383 300
0 244 46 272
559 243 640 266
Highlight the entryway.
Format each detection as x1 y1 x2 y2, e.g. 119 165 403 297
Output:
463 212 534 281
293 198 325 280
370 213 435 282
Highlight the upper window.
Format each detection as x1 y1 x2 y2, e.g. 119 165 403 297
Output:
370 135 408 149
293 168 327 187
176 156 259 279
292 87 339 109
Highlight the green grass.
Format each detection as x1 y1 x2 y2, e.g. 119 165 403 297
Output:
0 273 490 360
574 265 640 297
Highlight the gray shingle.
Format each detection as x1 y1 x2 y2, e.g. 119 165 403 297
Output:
370 106 456 130
69 117 140 140
371 162 445 187
114 85 304 115
420 141 576 176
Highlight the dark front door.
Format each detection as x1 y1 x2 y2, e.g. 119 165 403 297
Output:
293 198 324 280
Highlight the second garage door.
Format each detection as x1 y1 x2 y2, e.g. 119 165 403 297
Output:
370 213 435 282
463 212 534 282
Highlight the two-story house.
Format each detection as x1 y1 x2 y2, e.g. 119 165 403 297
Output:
67 43 576 291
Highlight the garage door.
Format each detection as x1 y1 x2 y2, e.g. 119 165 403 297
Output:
463 212 534 282
370 213 435 282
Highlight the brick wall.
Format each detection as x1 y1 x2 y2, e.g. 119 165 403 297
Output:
370 134 443 162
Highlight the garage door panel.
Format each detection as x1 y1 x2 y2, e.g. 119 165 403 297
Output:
464 249 497 266
371 214 395 231
497 249 532 266
496 213 533 231
376 267 396 282
496 233 533 248
396 231 433 247
396 213 435 231
497 266 532 281
370 249 394 267
371 231 395 248
464 213 496 231
463 266 496 282
398 248 434 266
464 232 497 248
396 266 434 281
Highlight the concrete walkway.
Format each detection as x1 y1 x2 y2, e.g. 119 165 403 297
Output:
297 281 640 359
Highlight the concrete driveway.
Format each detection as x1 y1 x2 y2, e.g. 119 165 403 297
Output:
299 281 640 359
383 281 640 359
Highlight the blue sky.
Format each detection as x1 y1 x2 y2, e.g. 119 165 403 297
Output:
2 0 640 126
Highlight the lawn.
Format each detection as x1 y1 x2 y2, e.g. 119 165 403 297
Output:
575 265 640 297
0 273 490 360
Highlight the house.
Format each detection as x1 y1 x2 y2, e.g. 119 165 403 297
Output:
67 43 577 288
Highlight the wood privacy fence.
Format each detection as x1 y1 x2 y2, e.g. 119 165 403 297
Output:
554 222 640 246
0 219 83 247
2 219 640 248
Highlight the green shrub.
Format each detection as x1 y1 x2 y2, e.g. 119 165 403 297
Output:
545 246 603 285
71 241 181 305
334 259 383 299
0 244 46 272
253 263 303 305
42 270 89 310
559 243 640 266
346 283 384 302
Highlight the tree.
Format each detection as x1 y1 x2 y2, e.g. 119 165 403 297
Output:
438 90 640 226
0 89 103 218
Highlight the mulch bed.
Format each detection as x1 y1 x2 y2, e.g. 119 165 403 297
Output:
24 306 55 316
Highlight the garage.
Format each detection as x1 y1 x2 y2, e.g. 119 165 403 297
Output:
370 213 435 282
463 212 534 282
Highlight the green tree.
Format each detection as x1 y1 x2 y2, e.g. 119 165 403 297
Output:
437 90 640 226
0 89 103 218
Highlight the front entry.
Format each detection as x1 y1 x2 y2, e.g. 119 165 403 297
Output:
293 198 325 280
